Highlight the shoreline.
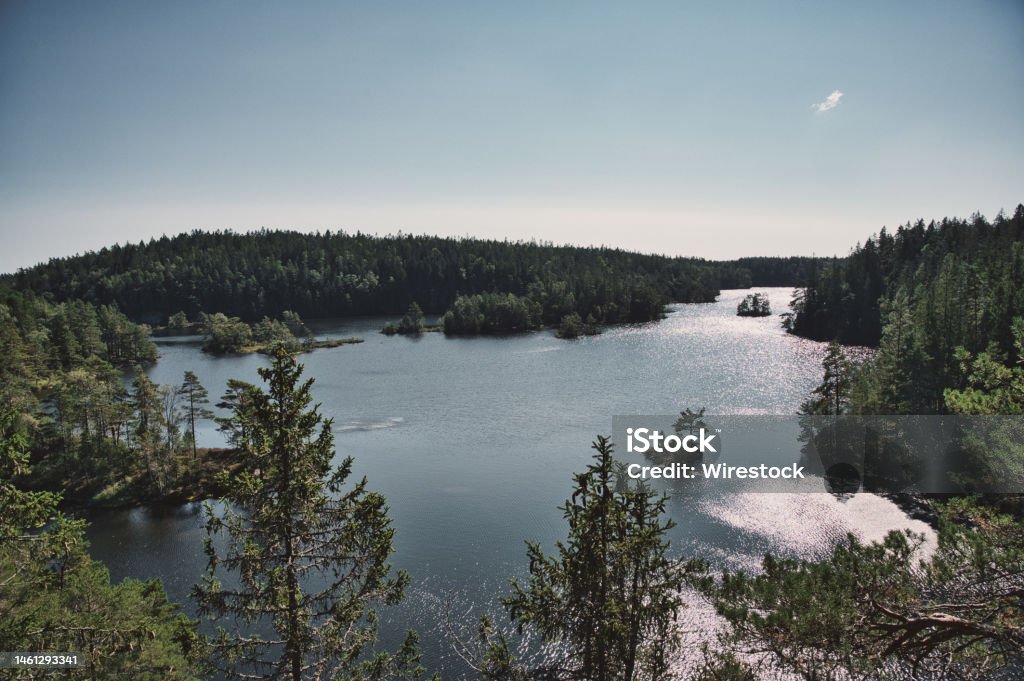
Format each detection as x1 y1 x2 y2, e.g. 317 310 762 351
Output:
46 448 245 512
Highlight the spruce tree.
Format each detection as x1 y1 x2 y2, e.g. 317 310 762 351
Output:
215 378 256 448
501 436 687 681
193 348 432 681
799 341 853 416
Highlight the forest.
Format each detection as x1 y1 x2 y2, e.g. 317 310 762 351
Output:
5 230 813 334
787 204 1024 415
1 209 1022 679
0 287 243 506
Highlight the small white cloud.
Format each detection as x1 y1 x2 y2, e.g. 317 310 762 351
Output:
813 90 844 112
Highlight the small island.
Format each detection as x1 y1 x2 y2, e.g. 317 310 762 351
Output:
171 310 365 355
382 302 442 335
737 292 772 317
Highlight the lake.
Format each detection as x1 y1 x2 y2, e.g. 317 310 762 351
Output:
84 288 932 677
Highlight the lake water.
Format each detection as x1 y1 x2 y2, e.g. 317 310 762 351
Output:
84 288 932 677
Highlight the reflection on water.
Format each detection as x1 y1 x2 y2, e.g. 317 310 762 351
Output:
335 416 406 432
85 289 927 678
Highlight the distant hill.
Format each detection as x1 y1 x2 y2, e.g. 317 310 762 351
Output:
6 230 817 326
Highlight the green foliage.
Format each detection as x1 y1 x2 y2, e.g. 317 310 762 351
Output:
1 556 204 681
5 231 738 325
689 648 755 681
382 302 428 335
718 305 1024 676
202 312 316 353
215 378 257 449
556 312 600 339
788 207 1024 415
0 410 58 535
279 309 311 337
788 207 1024 414
200 312 254 353
726 256 823 288
0 287 203 505
397 301 426 334
0 407 202 680
178 371 214 459
557 312 584 339
735 293 770 317
934 318 1024 492
696 499 1024 680
95 303 158 365
0 289 157 378
945 317 1024 415
441 292 542 334
252 316 297 346
168 310 190 330
860 291 935 413
499 436 687 681
129 367 180 495
193 348 432 681
799 342 853 416
788 208 1024 345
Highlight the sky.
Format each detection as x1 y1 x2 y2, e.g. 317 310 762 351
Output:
1 1 1022 273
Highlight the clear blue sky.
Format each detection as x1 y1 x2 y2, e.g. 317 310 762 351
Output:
2 1 1022 273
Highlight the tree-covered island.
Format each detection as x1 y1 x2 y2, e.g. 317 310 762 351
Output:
736 292 771 317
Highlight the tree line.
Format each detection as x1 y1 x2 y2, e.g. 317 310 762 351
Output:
786 205 1024 414
786 206 1024 347
6 230 817 333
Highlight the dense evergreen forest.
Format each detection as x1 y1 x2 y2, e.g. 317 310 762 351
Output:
786 205 1024 414
727 256 823 287
0 287 239 506
5 231 814 333
787 206 1024 348
7 231 712 323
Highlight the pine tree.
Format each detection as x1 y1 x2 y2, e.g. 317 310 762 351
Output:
398 302 426 334
193 348 432 681
873 290 932 412
177 371 213 459
0 406 201 680
697 502 1024 680
215 378 257 448
945 317 1024 415
131 367 170 493
501 436 687 681
799 342 853 416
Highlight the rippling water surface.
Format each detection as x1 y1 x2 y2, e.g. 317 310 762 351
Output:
85 288 932 677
